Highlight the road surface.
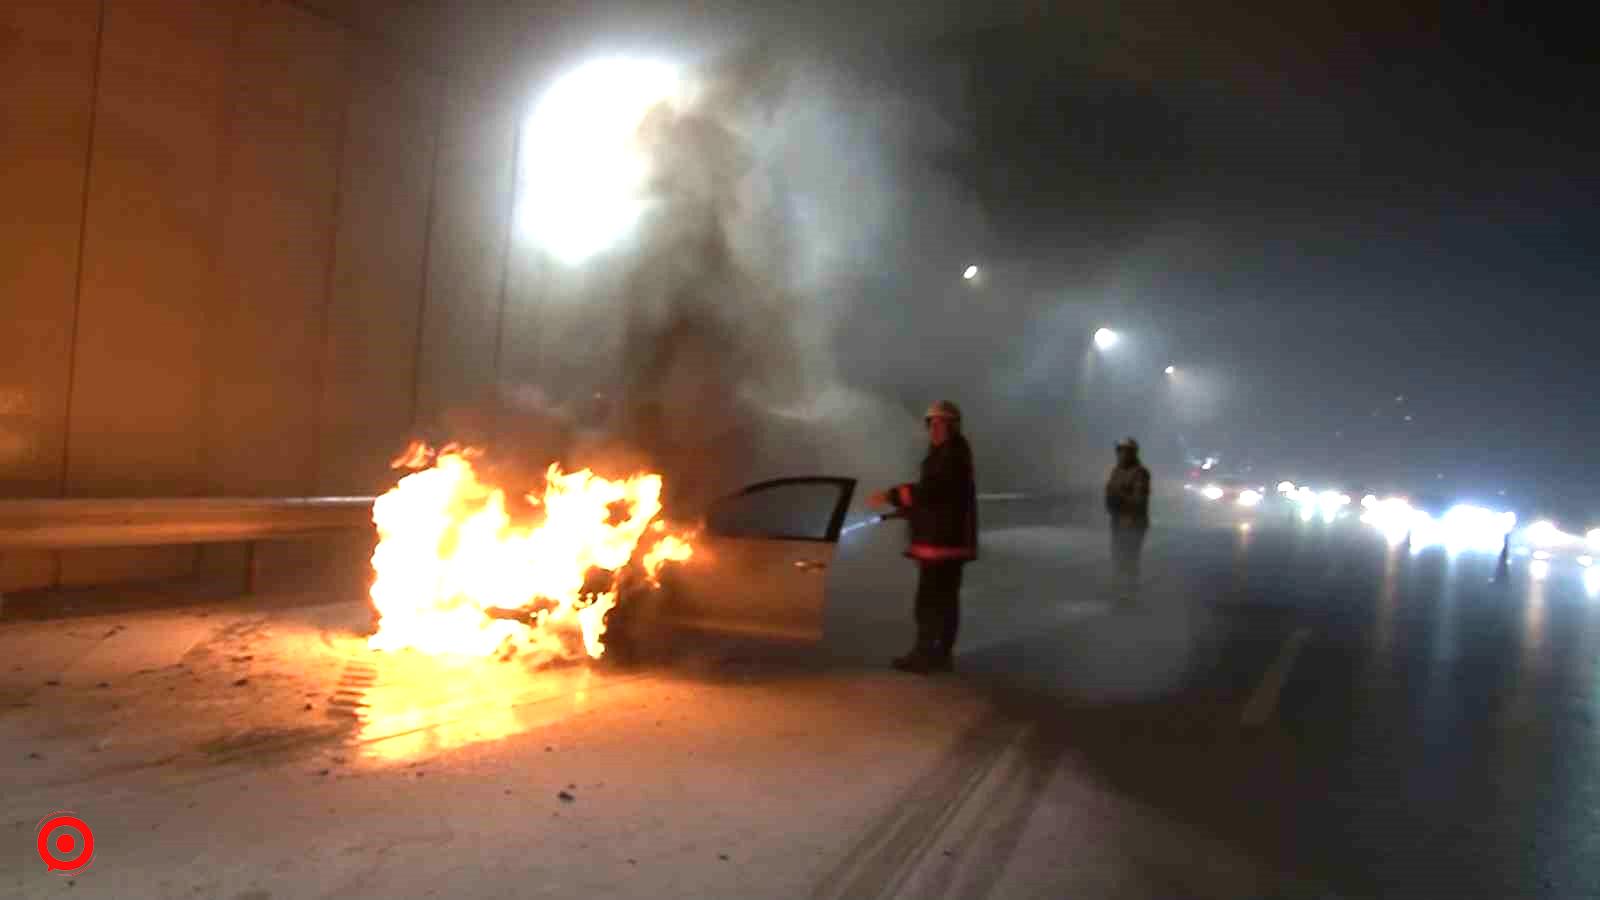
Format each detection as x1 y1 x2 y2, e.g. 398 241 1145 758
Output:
3 495 1596 898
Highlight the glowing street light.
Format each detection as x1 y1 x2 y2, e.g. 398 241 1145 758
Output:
963 264 979 280
1164 365 1176 375
517 57 684 265
1093 328 1119 350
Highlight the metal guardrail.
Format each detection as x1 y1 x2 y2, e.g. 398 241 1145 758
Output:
0 497 378 551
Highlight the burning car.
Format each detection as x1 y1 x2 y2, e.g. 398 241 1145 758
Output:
363 442 855 668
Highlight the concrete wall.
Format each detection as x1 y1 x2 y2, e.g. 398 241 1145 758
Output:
0 0 524 592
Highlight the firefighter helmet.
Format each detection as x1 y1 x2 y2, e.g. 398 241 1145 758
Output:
924 400 962 422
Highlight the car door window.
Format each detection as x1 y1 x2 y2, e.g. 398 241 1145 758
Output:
705 478 855 542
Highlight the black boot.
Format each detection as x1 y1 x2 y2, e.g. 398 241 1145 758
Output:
895 614 941 672
892 652 933 673
893 635 939 672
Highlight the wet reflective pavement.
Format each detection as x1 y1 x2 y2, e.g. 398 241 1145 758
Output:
3 499 1597 898
1247 520 1600 899
996 504 1600 899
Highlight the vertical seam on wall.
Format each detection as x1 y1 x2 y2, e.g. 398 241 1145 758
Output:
54 0 108 587
197 6 247 502
311 35 356 494
488 91 529 445
187 3 248 581
407 77 446 434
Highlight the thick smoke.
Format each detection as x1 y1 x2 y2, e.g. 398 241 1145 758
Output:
435 27 1227 508
489 44 976 513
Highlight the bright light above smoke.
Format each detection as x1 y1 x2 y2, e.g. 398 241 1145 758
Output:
516 58 682 265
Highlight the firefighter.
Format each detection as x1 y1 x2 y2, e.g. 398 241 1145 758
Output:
867 400 978 673
1105 437 1152 601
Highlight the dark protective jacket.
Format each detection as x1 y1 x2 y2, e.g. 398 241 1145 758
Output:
885 433 979 563
1105 461 1152 528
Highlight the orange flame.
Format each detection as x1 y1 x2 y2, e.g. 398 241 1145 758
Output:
367 443 693 662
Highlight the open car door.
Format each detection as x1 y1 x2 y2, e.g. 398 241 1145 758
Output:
653 477 856 643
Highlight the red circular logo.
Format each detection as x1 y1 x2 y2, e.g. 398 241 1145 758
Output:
36 812 94 875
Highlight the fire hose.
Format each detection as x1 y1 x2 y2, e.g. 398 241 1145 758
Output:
840 510 905 537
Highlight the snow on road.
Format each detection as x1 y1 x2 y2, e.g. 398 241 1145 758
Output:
2 519 1310 899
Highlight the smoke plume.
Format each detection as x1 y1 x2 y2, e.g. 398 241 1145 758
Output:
487 42 965 512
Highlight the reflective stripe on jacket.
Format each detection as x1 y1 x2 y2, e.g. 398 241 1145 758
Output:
884 433 978 563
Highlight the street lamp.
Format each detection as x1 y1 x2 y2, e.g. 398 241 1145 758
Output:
1164 365 1176 375
963 264 979 280
1093 327 1119 350
518 57 684 265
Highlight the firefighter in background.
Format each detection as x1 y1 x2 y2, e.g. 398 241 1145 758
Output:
1105 437 1152 601
867 400 979 673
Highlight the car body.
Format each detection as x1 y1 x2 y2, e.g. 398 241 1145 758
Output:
602 476 858 661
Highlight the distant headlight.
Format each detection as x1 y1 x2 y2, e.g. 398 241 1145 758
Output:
1428 504 1518 554
1315 491 1348 517
1201 485 1225 501
1237 490 1263 507
1527 520 1577 548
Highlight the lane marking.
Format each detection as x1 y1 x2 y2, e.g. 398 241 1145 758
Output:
809 714 1029 900
1241 627 1312 728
